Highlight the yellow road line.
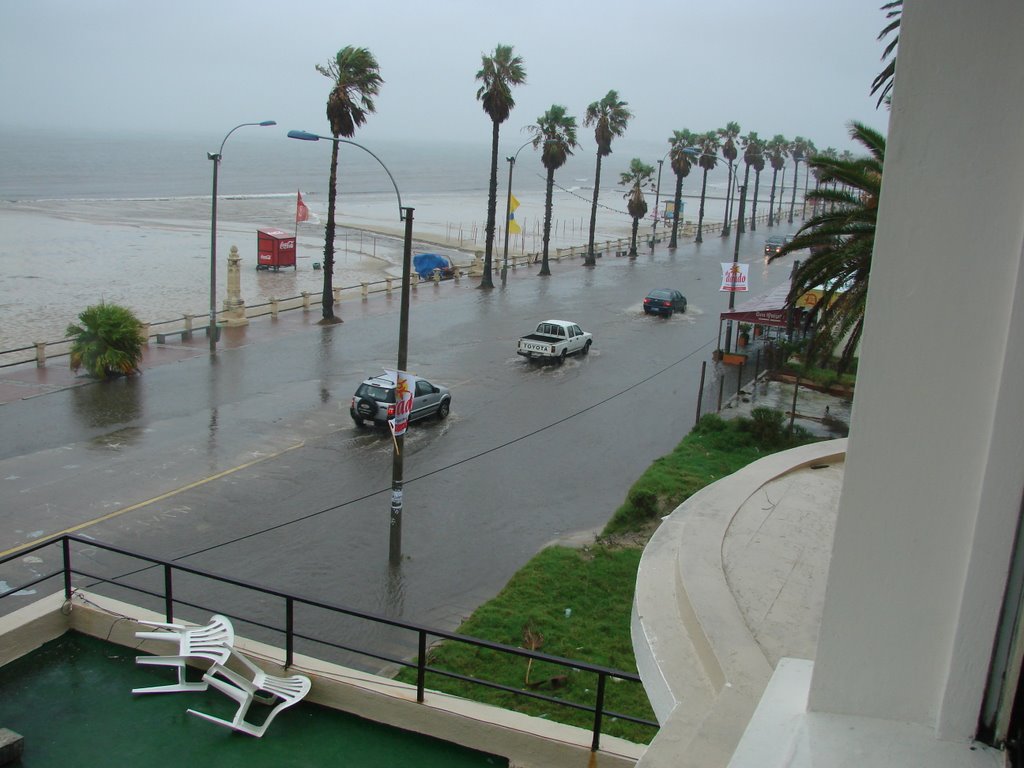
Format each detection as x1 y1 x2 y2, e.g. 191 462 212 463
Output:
0 441 304 559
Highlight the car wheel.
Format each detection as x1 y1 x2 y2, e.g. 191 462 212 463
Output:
437 399 450 420
582 340 592 355
681 302 687 313
665 308 674 318
558 349 568 364
352 415 365 427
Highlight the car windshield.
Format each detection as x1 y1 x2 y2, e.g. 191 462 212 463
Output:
355 383 395 403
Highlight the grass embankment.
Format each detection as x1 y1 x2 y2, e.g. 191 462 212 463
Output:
397 409 816 744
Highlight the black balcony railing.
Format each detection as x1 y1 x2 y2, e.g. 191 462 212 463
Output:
0 533 657 752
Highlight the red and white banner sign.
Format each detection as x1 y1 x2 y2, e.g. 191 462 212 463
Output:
384 369 417 437
720 262 750 292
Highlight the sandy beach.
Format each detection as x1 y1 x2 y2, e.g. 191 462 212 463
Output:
0 185 680 350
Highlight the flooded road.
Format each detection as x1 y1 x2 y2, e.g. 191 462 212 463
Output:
0 232 807 670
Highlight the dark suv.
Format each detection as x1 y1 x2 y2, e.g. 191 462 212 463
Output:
350 374 451 428
764 236 786 257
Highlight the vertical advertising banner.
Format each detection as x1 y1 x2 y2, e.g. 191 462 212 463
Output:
720 262 750 292
384 369 417 437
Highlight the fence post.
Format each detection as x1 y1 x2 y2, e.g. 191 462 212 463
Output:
386 277 394 293
141 323 150 345
285 598 295 669
591 673 607 752
332 287 342 304
163 564 174 622
270 297 279 318
361 282 369 300
62 537 72 599
34 342 46 368
416 630 428 703
183 313 194 340
302 291 311 311
696 360 707 427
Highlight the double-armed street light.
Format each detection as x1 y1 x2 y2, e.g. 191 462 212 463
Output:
208 120 277 353
287 130 413 565
501 138 537 286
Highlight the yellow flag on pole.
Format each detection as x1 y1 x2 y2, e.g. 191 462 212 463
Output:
508 194 522 233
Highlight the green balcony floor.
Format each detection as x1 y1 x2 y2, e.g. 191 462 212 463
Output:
0 632 506 768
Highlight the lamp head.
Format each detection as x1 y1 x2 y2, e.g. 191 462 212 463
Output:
287 130 321 142
259 120 277 127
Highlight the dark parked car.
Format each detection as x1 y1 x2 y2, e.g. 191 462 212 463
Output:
643 289 687 316
350 374 451 428
764 235 786 256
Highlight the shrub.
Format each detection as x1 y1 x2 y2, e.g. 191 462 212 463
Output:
749 406 786 445
67 303 145 379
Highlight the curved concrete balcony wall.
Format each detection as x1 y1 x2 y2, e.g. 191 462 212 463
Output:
631 439 847 768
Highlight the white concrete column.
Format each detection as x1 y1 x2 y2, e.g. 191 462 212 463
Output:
222 245 248 327
808 0 1024 741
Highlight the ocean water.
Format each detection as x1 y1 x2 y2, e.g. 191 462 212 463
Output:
0 127 748 349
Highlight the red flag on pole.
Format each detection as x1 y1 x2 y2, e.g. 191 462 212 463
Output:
296 190 309 223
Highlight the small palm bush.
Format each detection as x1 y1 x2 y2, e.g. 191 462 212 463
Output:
66 303 145 379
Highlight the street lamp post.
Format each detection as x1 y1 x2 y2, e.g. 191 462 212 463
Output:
287 130 413 565
650 157 665 253
723 181 749 352
501 138 535 286
208 121 276 353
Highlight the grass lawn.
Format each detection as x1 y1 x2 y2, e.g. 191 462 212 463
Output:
398 408 819 745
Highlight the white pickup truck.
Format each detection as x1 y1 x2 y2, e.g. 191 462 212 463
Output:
517 319 592 362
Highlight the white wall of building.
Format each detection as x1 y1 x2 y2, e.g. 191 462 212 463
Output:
808 0 1024 739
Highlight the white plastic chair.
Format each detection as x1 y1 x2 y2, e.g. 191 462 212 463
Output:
187 650 311 737
132 614 235 694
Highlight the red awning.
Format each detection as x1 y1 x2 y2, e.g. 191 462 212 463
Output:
720 282 793 327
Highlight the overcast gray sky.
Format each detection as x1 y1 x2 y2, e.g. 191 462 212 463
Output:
1 0 889 152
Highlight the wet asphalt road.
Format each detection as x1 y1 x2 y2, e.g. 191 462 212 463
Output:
0 229 800 668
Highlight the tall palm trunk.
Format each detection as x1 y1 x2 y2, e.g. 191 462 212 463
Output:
788 160 799 223
481 120 500 288
696 168 709 244
629 215 640 257
585 154 604 266
322 138 340 322
738 163 751 234
768 168 779 227
669 173 683 249
540 167 555 276
751 168 762 231
722 161 734 236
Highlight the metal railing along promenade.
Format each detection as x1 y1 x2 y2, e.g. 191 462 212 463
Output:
0 534 658 752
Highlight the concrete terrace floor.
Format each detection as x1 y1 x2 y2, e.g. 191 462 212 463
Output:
0 632 506 768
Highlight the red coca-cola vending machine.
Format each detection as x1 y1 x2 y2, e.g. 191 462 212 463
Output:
256 228 297 271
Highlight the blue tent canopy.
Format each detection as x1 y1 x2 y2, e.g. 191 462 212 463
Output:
413 253 452 279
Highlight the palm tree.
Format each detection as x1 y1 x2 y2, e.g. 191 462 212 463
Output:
770 121 884 374
583 90 632 266
476 44 527 289
315 46 382 323
765 135 788 227
802 139 817 215
739 131 763 234
694 130 720 244
528 105 578 276
871 0 902 109
788 136 809 223
667 129 696 249
719 121 741 236
66 303 146 379
620 159 655 258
